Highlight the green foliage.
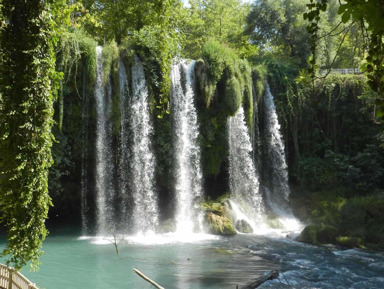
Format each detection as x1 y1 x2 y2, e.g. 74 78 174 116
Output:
200 40 253 117
57 29 97 132
102 41 119 85
296 193 384 249
183 0 254 58
252 64 268 100
303 0 384 119
200 40 238 107
59 30 97 86
224 77 242 116
246 0 311 67
271 72 384 190
195 41 257 178
131 25 179 115
340 197 384 249
0 0 66 270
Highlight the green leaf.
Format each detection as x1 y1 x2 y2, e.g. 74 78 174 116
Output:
338 4 349 14
341 11 351 23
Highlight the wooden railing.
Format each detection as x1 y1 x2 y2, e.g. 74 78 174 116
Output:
0 264 38 289
319 68 361 75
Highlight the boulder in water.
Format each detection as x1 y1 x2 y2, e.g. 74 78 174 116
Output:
159 219 176 233
205 212 237 236
296 224 338 245
235 219 253 233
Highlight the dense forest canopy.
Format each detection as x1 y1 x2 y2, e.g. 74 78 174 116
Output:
0 0 383 270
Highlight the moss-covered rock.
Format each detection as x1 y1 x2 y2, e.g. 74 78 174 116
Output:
202 196 237 236
296 225 319 245
336 236 365 249
296 224 338 245
205 212 237 236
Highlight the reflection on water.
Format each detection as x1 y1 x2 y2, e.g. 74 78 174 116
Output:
1 232 384 289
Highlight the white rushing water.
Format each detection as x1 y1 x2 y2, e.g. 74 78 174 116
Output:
130 55 159 233
228 107 264 229
81 67 89 234
171 60 203 234
264 83 290 211
117 59 130 230
95 46 115 235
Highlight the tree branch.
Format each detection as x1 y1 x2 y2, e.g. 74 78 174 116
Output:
133 268 165 289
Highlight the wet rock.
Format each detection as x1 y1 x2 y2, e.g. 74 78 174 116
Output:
235 219 253 233
205 212 237 236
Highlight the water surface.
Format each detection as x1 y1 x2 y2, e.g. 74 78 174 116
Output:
1 231 384 289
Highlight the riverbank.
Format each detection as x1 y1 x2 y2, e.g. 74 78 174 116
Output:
291 187 384 251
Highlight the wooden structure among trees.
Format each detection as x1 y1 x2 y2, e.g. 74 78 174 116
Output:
0 264 38 289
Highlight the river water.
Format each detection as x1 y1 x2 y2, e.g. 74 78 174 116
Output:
1 229 384 289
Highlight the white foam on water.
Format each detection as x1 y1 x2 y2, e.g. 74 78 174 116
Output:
79 232 219 246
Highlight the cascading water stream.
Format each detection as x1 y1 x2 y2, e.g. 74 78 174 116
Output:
117 59 130 230
262 84 302 232
263 83 290 212
81 67 89 234
130 55 159 233
227 107 264 230
95 46 115 235
171 60 203 234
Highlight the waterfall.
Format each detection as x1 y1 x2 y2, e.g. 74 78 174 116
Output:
81 67 89 234
95 46 115 235
252 83 261 171
227 107 264 228
264 84 290 212
171 60 203 234
117 59 130 230
130 55 159 233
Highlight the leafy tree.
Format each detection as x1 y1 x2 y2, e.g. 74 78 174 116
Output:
182 0 254 58
80 0 182 43
245 0 310 66
303 0 384 120
0 0 67 270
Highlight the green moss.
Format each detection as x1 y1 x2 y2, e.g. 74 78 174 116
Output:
297 225 319 245
195 41 258 180
205 212 237 236
297 224 338 245
224 77 242 116
102 41 119 85
336 236 365 249
199 40 255 120
252 64 267 100
202 196 238 235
